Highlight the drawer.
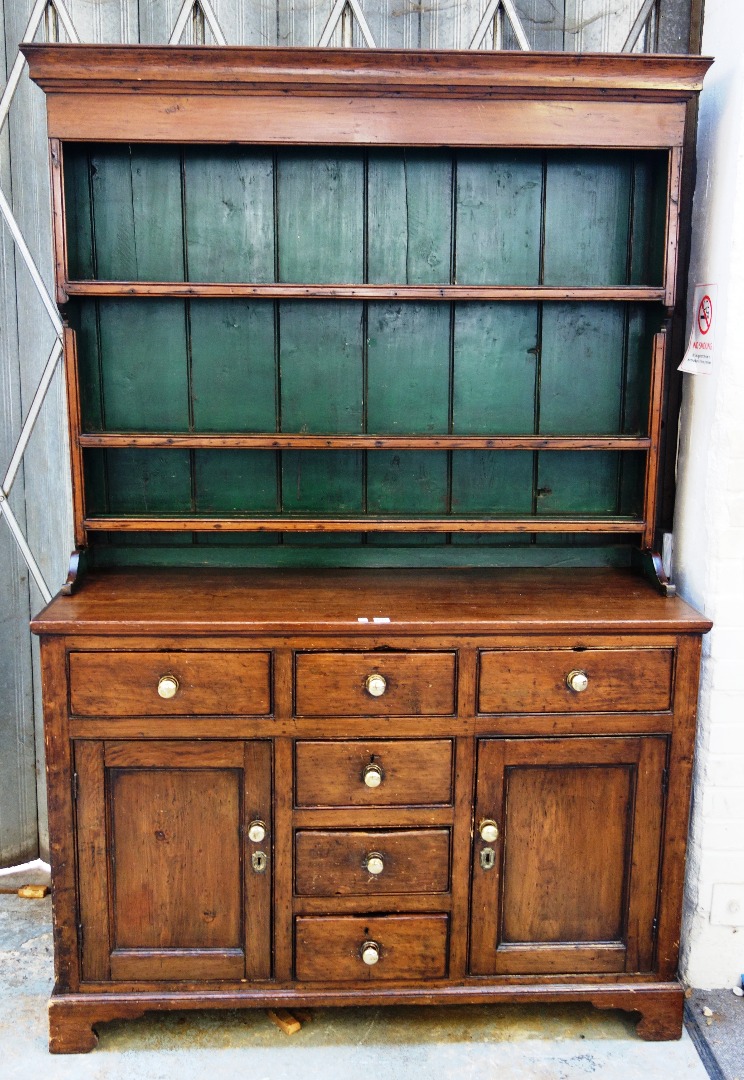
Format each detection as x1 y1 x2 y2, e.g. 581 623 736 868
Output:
69 650 271 716
294 652 456 717
295 739 454 807
295 829 451 897
478 648 674 714
295 914 449 982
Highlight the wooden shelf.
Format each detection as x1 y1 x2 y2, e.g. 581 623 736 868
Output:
83 515 646 534
63 281 666 301
79 433 652 451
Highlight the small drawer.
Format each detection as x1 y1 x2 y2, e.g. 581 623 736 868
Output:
69 650 271 716
295 914 449 982
478 648 674 714
294 651 456 717
295 739 454 807
295 829 451 897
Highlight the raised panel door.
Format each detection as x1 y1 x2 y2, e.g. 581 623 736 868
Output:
74 739 272 982
469 736 666 975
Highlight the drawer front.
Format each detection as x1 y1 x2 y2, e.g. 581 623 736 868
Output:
478 648 674 714
295 651 456 717
295 739 454 807
69 650 271 716
295 829 451 897
295 914 449 982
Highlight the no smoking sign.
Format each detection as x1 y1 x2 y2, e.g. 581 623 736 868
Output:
697 293 713 336
680 283 717 374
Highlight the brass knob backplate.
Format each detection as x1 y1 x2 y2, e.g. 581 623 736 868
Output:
365 673 387 698
157 675 179 700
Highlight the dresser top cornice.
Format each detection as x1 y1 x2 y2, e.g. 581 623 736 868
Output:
31 568 711 637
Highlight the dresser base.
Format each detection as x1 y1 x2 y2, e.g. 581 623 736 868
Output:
48 982 685 1053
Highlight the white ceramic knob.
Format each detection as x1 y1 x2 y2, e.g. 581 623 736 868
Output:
365 853 385 875
479 819 499 843
363 763 383 788
566 670 589 693
247 820 266 843
365 673 387 697
361 941 380 965
157 675 179 699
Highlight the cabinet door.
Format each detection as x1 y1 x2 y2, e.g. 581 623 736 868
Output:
74 740 271 983
470 737 666 976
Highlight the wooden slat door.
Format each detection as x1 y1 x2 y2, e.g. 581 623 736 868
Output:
470 736 666 975
74 739 272 983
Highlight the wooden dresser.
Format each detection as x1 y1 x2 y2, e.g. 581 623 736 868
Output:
24 46 711 1052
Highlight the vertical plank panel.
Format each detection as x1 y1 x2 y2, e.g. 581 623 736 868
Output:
451 451 534 514
193 450 278 513
91 146 184 281
277 150 364 283
190 300 276 431
543 152 632 287
76 299 103 430
62 146 94 279
98 299 189 431
184 149 275 282
537 451 622 515
367 151 453 284
100 448 192 514
68 0 139 43
456 152 542 285
540 303 626 435
354 0 418 48
453 303 538 434
0 4 37 866
630 153 667 288
3 4 74 863
279 301 363 433
281 451 364 515
213 0 279 46
367 303 450 433
138 0 189 43
623 305 656 435
367 451 449 515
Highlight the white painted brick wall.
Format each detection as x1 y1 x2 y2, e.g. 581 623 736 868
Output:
675 0 744 989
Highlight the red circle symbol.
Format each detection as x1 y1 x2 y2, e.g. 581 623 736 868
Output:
698 294 713 336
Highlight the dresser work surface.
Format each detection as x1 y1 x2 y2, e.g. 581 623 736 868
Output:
32 567 710 1052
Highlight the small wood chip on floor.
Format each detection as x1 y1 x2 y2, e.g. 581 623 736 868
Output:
17 884 49 899
266 1008 303 1035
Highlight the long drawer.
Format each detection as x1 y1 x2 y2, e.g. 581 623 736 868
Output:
295 829 451 896
294 651 456 716
478 648 674 714
294 739 454 807
69 650 272 716
294 914 449 982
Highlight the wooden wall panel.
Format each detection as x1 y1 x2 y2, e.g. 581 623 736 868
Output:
0 28 37 857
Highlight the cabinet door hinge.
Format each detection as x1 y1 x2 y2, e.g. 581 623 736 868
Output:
72 772 79 801
652 916 659 940
661 768 669 797
77 922 84 950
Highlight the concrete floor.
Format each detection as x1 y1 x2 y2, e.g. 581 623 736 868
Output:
686 990 744 1080
0 893 712 1080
